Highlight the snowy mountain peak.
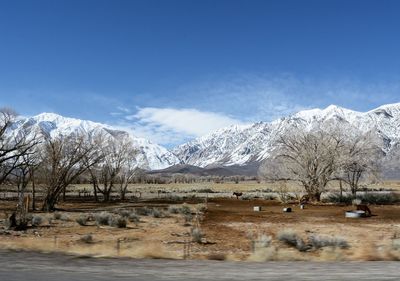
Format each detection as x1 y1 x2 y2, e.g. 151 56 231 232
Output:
293 104 360 122
11 113 180 170
173 102 400 168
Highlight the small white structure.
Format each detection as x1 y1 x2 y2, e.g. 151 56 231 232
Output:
283 207 292 212
345 210 366 218
253 206 262 212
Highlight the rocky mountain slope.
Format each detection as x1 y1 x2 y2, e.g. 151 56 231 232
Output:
10 113 180 170
173 103 400 170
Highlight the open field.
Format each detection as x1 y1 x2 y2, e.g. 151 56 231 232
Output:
1 194 400 261
2 181 400 201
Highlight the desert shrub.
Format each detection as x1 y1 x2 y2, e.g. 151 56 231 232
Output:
277 230 308 251
326 192 399 205
309 235 349 249
360 193 399 205
257 234 272 248
26 213 33 221
191 228 204 243
179 204 192 215
325 193 353 204
135 207 153 216
196 204 207 213
76 214 90 226
95 212 112 226
241 194 254 200
184 213 193 224
79 234 93 243
168 205 180 214
117 209 132 218
3 218 10 229
152 208 167 218
53 212 62 220
276 182 294 203
263 194 276 200
195 188 214 193
128 212 140 223
108 216 127 228
31 215 44 226
392 239 400 251
59 214 70 221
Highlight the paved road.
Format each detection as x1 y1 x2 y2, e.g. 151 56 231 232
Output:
0 250 398 281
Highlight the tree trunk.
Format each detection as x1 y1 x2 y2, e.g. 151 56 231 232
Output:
308 191 321 202
62 186 66 202
31 170 36 211
42 194 58 212
93 183 98 202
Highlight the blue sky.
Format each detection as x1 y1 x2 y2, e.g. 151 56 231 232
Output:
1 0 400 147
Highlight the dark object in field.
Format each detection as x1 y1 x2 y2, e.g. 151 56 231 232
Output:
283 207 292 212
8 212 17 228
233 192 243 199
299 194 310 205
356 204 372 216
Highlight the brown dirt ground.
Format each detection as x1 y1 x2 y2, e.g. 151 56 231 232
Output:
1 198 400 261
200 198 400 260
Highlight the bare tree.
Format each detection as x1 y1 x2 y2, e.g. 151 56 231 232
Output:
259 128 344 201
40 133 102 211
0 108 40 185
338 133 381 196
90 135 137 202
11 145 41 228
117 165 137 201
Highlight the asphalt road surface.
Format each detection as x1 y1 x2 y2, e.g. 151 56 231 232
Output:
0 250 398 281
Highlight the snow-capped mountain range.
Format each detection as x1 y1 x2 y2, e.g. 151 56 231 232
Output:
173 103 400 168
7 102 400 173
10 113 180 170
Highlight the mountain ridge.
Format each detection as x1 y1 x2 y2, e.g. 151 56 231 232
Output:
11 112 181 170
172 103 400 169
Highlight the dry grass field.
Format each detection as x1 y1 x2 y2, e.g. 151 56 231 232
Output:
1 181 400 261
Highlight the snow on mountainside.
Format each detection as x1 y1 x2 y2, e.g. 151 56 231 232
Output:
173 103 400 168
11 113 180 170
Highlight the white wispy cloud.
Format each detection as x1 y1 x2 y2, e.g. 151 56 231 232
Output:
107 74 400 147
112 107 245 147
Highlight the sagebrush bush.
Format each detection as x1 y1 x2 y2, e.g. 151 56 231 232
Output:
31 215 44 226
79 234 93 243
309 235 349 249
195 188 214 193
196 204 207 213
135 207 153 216
326 192 399 205
128 212 140 223
277 230 308 251
117 209 132 218
191 228 204 243
59 214 70 221
152 208 166 218
179 204 191 215
168 205 180 214
392 239 400 251
257 234 272 248
76 214 90 226
108 216 127 228
184 213 193 224
95 212 112 226
53 212 62 220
